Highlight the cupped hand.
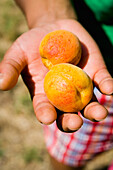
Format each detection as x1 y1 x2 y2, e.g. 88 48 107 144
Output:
0 19 112 132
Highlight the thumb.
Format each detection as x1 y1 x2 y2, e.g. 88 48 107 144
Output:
0 40 27 90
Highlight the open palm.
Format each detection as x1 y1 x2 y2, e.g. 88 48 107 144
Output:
0 19 112 132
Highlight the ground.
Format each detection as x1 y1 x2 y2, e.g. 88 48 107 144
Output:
0 1 113 170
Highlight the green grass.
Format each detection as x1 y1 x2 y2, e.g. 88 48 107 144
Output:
0 149 4 158
0 0 27 60
23 147 44 163
2 12 22 41
14 92 34 115
0 0 26 41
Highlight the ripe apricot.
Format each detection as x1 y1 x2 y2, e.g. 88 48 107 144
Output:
44 63 93 112
39 30 82 69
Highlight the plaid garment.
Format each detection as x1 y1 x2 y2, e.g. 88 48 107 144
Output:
108 161 113 170
43 88 113 167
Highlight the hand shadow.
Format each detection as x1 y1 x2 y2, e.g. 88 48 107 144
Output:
78 42 89 69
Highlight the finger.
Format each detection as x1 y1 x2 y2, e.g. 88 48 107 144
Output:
56 112 83 132
0 40 27 90
33 93 57 125
83 101 108 122
94 67 113 95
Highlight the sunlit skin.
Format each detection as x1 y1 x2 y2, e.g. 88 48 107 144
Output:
0 19 112 132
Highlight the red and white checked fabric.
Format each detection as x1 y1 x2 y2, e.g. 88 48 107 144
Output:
108 161 113 170
43 88 113 167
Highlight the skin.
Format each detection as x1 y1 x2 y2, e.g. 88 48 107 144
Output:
0 19 112 131
0 0 113 169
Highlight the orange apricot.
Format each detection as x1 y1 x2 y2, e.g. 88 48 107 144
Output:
39 30 82 70
44 63 93 112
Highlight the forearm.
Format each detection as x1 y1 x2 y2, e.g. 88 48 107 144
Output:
14 0 77 28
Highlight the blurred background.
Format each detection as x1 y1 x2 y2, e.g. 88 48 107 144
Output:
0 1 50 170
0 1 113 170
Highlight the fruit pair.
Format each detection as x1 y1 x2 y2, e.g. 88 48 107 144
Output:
39 30 93 112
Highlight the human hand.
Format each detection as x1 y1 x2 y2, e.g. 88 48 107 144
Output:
0 19 112 132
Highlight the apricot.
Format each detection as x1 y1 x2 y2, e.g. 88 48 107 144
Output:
44 63 93 112
39 30 82 70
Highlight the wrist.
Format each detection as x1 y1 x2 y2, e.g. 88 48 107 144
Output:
15 0 77 29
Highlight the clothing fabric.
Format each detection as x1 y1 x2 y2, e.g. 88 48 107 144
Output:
43 0 113 167
84 0 113 44
108 161 113 170
71 0 113 76
43 88 113 167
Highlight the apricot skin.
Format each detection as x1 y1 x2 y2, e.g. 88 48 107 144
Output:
44 63 93 112
39 30 82 70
